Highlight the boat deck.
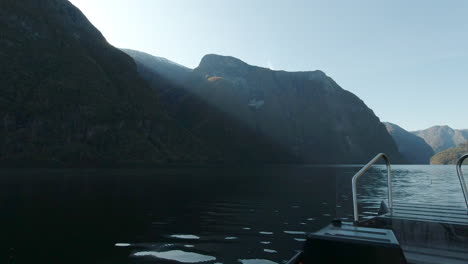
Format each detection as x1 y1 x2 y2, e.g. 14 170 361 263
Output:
362 202 468 264
386 202 468 225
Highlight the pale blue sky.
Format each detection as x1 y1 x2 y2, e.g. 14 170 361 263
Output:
70 0 467 131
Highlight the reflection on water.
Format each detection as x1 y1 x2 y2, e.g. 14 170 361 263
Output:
170 234 201 240
133 250 217 263
1 165 465 263
115 243 131 247
239 259 278 264
283 231 307 235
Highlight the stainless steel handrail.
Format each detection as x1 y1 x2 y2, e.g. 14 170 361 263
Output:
352 153 392 223
456 154 468 209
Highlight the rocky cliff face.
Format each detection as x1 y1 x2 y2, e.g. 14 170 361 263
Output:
127 51 404 164
384 123 434 164
413 126 468 153
0 0 211 165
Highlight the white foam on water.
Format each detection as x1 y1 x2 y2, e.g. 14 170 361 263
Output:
263 249 277 253
284 231 306 235
239 259 277 264
259 231 273 235
294 238 306 242
242 227 251 230
134 250 216 263
115 243 131 247
260 241 271 244
170 234 200 240
184 245 194 248
225 237 238 240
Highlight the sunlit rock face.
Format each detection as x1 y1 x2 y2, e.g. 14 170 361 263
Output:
127 51 404 164
190 54 404 163
430 143 468 165
384 122 434 164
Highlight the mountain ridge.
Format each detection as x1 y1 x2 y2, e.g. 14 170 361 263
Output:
412 125 468 153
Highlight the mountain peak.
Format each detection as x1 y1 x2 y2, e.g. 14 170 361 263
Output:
199 54 249 69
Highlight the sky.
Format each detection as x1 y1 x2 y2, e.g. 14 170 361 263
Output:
69 0 468 131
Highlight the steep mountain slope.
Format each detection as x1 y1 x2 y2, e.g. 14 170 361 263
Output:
128 52 404 163
413 126 468 153
121 49 191 85
431 143 468 165
384 122 434 164
0 0 211 165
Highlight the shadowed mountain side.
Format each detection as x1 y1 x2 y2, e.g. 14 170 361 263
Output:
384 122 434 164
413 126 468 153
125 51 404 164
0 0 217 165
431 143 468 165
131 62 298 163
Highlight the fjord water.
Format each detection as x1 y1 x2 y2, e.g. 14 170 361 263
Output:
1 165 465 263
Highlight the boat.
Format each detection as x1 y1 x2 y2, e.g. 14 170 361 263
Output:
288 153 468 264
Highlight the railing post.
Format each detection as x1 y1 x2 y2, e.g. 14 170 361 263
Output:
352 153 392 224
387 161 393 209
456 154 468 209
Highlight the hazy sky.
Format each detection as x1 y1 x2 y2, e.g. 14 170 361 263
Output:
69 0 467 131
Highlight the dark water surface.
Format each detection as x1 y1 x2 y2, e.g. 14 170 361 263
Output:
1 165 465 263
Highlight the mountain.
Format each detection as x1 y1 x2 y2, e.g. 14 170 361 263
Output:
121 49 191 85
127 52 404 164
122 51 299 163
412 126 468 153
431 143 468 165
384 123 434 164
0 0 218 165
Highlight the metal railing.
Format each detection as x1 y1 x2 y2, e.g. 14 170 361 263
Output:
456 154 468 209
352 153 392 223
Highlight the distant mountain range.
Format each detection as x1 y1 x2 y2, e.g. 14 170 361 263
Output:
384 123 468 164
413 126 468 153
0 0 410 165
124 49 404 164
383 123 434 164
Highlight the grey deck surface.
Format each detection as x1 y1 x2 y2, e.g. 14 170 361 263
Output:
377 202 468 264
313 223 399 245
